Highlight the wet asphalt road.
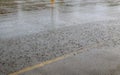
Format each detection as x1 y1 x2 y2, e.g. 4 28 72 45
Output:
1 0 120 75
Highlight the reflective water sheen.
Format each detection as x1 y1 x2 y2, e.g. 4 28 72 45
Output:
0 0 120 38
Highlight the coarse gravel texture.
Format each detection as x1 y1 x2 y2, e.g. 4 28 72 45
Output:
1 19 120 75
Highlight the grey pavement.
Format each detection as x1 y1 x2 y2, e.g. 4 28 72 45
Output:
21 46 120 75
1 0 120 75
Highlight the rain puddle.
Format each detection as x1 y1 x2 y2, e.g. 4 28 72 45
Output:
1 0 120 38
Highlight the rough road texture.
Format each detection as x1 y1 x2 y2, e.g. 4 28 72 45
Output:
1 20 120 75
21 46 120 75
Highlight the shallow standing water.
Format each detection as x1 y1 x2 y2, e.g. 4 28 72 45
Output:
0 0 120 38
